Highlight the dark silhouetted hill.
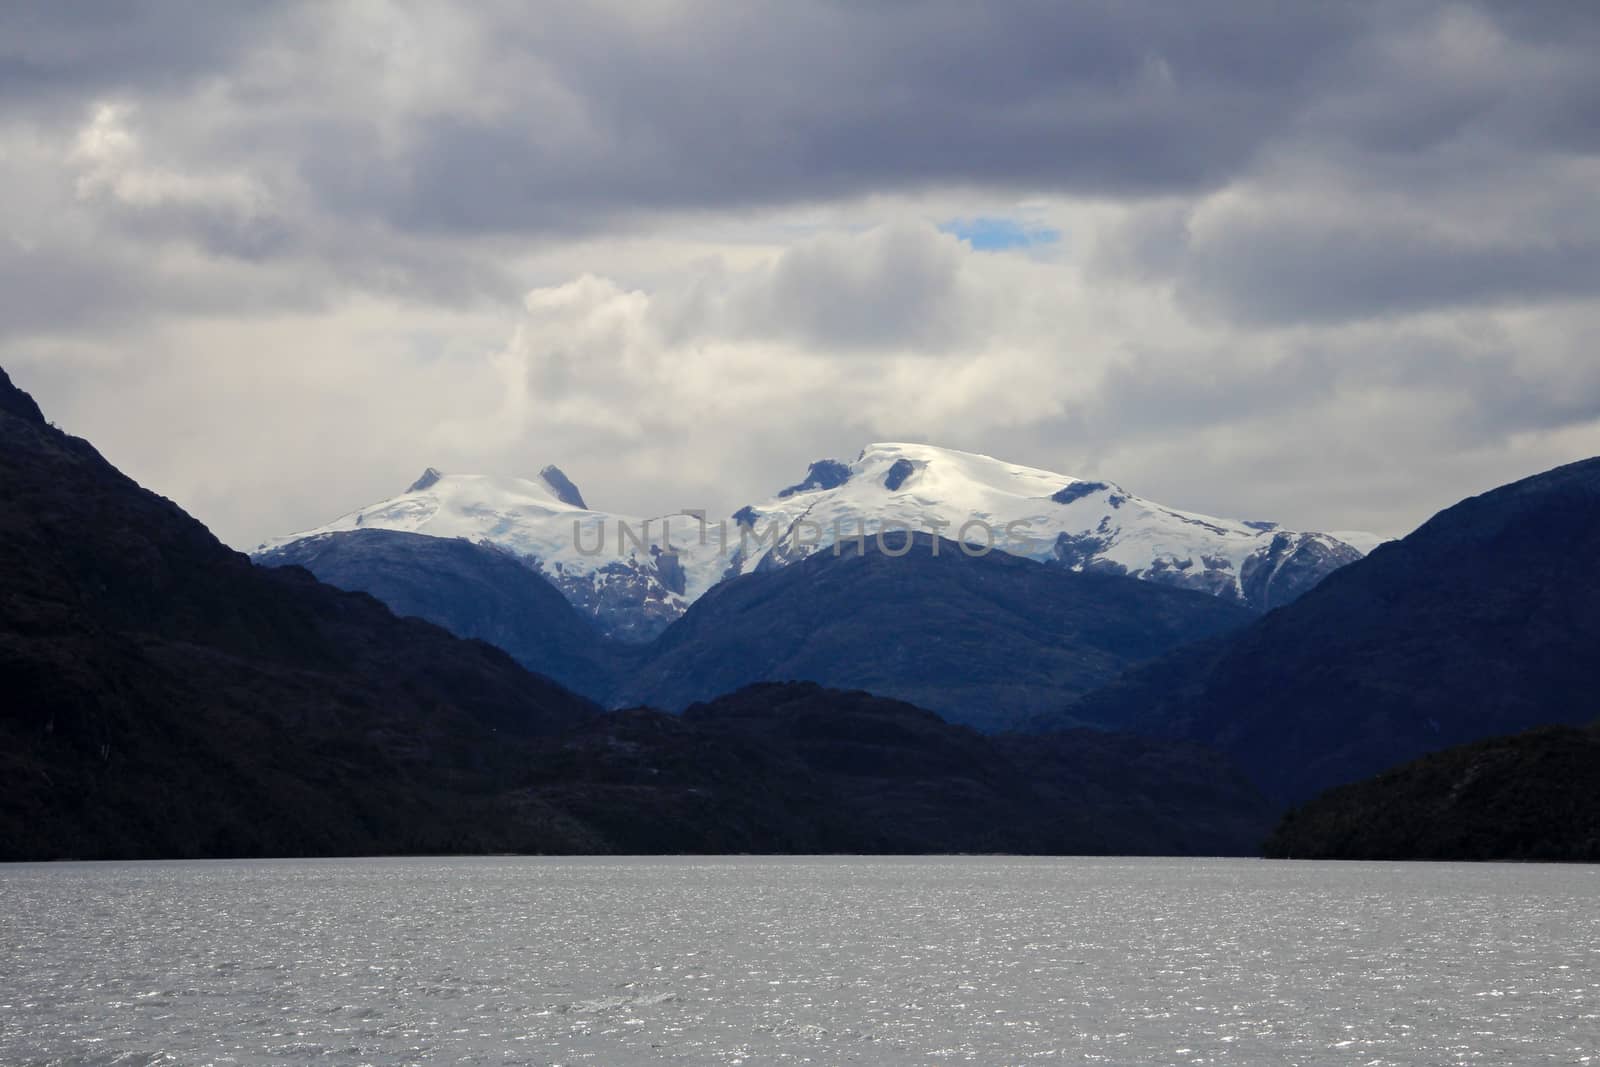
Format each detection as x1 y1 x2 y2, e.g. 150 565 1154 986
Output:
617 533 1254 732
1062 457 1600 804
1263 724 1600 861
255 529 621 700
520 682 1272 855
0 367 597 861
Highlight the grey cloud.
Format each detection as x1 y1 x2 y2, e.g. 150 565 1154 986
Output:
9 1 1599 324
1072 324 1600 467
655 223 989 352
335 1 1362 234
0 238 323 342
0 2 282 110
1176 219 1600 326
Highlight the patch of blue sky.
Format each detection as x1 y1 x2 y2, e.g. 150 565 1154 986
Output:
939 216 1062 251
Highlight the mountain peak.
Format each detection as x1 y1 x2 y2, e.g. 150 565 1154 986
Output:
0 366 46 426
539 464 588 509
407 467 444 493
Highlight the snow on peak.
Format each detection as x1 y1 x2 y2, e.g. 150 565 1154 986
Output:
255 469 734 635
729 442 1381 608
258 442 1385 635
1327 530 1389 556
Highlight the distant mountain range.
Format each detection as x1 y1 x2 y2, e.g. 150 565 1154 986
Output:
0 366 1272 860
9 356 1597 863
260 528 1255 733
1059 456 1600 805
255 442 1373 733
258 442 1377 640
609 532 1253 732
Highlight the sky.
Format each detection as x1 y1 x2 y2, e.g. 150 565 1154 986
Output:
3 1 1598 548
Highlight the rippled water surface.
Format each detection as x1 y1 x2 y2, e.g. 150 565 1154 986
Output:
2 856 1596 1065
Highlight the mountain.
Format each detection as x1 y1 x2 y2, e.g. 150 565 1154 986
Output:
615 532 1255 732
256 467 706 641
255 527 1252 728
0 365 1273 859
253 529 621 699
1063 457 1600 804
0 366 598 860
527 682 1273 856
1263 724 1600 862
257 443 1374 640
727 443 1374 613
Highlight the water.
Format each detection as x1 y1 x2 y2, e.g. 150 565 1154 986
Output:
1 857 1595 1065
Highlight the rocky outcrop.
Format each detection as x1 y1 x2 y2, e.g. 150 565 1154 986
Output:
777 459 852 498
539 464 588 509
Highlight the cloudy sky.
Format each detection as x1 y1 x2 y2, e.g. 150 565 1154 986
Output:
4 2 1598 548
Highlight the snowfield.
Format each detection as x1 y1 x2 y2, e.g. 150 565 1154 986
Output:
257 444 1380 638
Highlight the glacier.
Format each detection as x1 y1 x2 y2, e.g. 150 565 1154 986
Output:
256 443 1379 640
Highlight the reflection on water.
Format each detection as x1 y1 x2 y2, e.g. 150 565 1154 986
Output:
2 856 1596 1065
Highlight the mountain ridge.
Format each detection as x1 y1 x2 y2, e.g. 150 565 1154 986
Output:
0 367 598 860
0 365 1277 860
613 531 1255 732
257 442 1377 639
1058 454 1600 804
262 526 1256 732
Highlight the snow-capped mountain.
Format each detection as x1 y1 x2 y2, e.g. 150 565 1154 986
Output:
255 464 726 641
726 443 1372 610
255 444 1379 639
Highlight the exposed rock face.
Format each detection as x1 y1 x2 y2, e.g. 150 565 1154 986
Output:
1238 531 1364 611
1052 531 1120 572
1051 481 1110 506
539 464 588 509
777 459 852 498
883 457 918 490
406 466 443 493
542 557 689 643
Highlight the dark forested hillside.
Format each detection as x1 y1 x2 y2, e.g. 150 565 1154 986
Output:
255 529 622 700
258 525 1254 732
614 533 1253 732
1263 724 1600 861
1061 456 1600 804
0 367 596 860
520 683 1273 856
